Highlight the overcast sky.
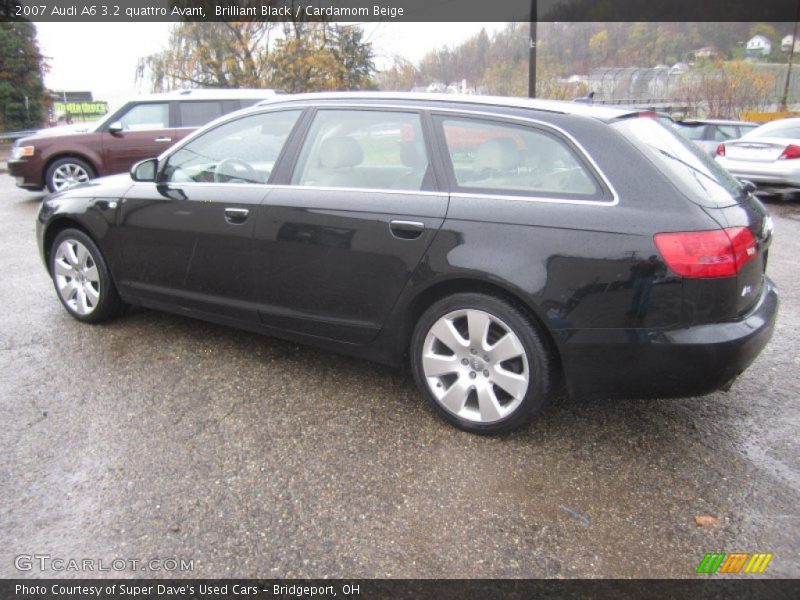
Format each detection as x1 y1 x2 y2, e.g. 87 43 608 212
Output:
36 22 506 107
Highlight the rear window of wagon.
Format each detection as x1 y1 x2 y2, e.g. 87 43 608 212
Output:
612 117 745 208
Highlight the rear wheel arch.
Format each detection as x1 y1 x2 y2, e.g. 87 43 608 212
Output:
400 278 563 380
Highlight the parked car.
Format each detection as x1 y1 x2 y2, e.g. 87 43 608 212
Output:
674 118 758 155
36 93 778 434
9 88 275 192
715 117 800 196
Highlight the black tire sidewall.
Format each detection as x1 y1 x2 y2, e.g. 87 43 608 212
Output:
410 293 554 435
49 229 120 323
45 157 95 193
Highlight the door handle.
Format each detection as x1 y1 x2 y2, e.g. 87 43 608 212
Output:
390 220 425 240
154 136 172 143
224 207 250 224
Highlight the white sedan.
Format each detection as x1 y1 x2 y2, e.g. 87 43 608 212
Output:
715 117 800 196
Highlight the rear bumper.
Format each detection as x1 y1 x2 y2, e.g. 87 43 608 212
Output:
560 278 779 400
717 157 800 187
8 158 44 190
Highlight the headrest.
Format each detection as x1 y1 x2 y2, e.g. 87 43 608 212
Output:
474 137 520 172
319 136 363 169
400 142 428 169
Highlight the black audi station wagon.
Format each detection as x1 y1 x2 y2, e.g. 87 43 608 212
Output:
36 93 778 434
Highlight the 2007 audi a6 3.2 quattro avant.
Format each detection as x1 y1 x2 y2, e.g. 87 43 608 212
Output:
36 93 778 434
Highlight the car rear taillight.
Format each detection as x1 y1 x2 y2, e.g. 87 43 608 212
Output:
654 227 757 278
778 144 800 159
716 143 726 156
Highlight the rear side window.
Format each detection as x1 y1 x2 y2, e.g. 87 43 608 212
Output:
612 117 743 208
163 110 301 184
438 117 600 198
179 101 224 127
291 109 430 191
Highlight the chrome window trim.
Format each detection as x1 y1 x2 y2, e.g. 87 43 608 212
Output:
268 184 447 197
450 192 614 207
159 101 620 207
160 181 447 197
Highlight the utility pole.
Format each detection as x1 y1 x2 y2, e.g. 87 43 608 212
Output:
781 0 800 111
528 1 537 98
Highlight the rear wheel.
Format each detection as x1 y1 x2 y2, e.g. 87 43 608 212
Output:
49 229 123 323
46 157 95 193
411 293 556 434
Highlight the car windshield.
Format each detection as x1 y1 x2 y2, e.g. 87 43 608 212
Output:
745 120 800 139
611 116 744 208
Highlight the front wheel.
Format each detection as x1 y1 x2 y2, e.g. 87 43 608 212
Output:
45 157 95 193
49 229 123 323
411 293 557 434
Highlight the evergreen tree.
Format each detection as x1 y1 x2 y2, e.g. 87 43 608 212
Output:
0 21 46 131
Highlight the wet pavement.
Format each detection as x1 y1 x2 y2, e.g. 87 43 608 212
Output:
0 174 797 579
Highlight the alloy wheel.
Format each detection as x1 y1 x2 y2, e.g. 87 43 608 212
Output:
51 163 90 191
421 308 530 423
53 239 101 315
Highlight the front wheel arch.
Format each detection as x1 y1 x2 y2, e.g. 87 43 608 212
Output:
48 227 123 323
44 154 98 192
43 218 93 274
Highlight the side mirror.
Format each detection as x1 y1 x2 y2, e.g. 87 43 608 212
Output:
739 179 757 194
108 121 123 134
130 158 158 182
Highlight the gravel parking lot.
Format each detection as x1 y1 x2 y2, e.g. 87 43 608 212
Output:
0 164 797 579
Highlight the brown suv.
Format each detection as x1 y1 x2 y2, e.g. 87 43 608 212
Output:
9 88 275 192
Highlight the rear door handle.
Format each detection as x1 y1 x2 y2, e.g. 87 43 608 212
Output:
224 207 249 224
390 220 425 240
154 136 172 143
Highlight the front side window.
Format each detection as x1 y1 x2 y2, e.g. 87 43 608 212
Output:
163 109 301 184
117 103 169 131
676 125 707 141
292 110 430 191
712 125 738 141
439 117 600 197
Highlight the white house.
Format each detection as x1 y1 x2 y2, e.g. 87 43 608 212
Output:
781 34 800 53
746 35 772 57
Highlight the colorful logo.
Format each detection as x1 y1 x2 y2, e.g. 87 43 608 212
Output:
696 552 773 574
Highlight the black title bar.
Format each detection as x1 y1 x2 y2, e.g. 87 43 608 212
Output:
3 579 800 600
2 0 800 22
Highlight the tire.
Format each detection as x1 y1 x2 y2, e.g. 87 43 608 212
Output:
45 157 95 193
410 293 557 435
49 228 123 323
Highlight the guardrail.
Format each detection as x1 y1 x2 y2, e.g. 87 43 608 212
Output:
0 130 37 143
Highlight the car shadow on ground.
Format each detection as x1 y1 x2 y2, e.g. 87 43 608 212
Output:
108 304 747 451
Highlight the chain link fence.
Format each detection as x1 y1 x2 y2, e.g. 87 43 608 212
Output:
587 64 800 116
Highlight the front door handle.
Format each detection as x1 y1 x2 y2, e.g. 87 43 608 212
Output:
390 220 425 240
224 207 250 224
154 136 172 143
